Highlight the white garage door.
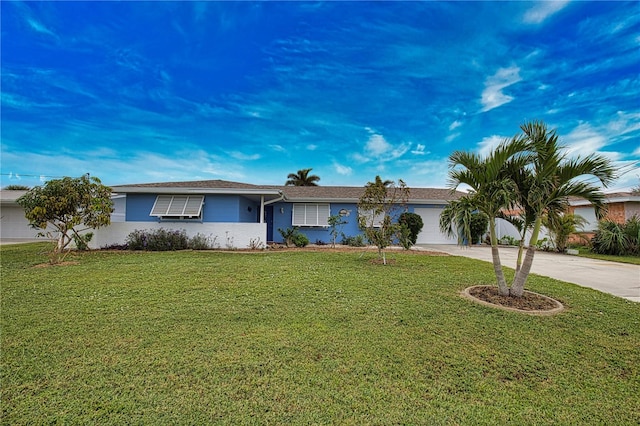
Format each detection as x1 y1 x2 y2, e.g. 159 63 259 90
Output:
0 206 40 239
414 207 457 244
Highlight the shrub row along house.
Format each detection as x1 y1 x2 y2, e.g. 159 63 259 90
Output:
87 179 464 249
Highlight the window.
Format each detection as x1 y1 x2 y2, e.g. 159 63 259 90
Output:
358 207 385 228
150 195 204 219
292 203 330 226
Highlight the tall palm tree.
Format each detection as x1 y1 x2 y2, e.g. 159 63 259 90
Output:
510 121 617 296
285 168 320 186
446 136 531 296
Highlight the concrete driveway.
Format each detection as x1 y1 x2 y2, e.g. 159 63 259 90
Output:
421 245 640 303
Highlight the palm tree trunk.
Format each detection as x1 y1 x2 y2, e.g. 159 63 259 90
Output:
511 217 541 297
489 219 509 295
516 240 524 274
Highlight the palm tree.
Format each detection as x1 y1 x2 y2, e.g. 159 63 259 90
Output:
285 168 320 186
439 196 477 246
446 136 531 296
543 212 588 253
510 121 617 296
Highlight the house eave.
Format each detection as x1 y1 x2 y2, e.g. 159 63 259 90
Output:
570 195 640 207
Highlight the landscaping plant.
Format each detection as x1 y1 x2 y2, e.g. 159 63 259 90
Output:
358 176 410 264
16 175 113 263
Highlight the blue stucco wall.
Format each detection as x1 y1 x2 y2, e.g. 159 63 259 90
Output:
270 202 361 244
125 193 260 223
270 202 446 244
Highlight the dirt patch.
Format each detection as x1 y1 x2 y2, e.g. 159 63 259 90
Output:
463 285 564 315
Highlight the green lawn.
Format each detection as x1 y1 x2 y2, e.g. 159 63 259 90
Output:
2 243 639 425
574 249 640 265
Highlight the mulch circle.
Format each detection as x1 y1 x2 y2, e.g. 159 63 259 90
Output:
462 285 564 315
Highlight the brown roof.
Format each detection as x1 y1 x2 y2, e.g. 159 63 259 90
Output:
113 180 463 202
276 185 462 202
114 179 261 189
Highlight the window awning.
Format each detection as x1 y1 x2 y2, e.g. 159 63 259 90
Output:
150 195 204 218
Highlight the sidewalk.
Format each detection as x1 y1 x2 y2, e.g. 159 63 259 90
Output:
421 245 640 303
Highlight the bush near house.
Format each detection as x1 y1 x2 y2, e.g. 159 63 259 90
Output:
125 229 218 251
591 216 640 256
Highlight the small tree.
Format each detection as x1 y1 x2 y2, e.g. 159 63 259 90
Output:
357 176 410 264
543 212 587 252
328 214 347 248
17 175 113 263
3 185 30 190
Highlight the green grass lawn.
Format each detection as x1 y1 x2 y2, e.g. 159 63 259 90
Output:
574 249 640 265
2 243 639 425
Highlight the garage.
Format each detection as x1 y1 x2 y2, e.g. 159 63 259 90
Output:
0 191 41 240
414 207 457 244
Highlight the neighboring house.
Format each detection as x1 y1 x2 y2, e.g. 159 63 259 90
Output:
91 180 463 249
569 192 640 231
566 192 640 244
0 190 41 241
495 192 640 247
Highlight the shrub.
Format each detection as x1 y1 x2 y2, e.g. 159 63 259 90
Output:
591 216 638 256
398 224 413 250
278 227 299 247
291 233 309 248
469 213 489 245
73 232 93 251
398 212 424 246
499 235 519 246
190 233 217 250
535 237 553 252
126 229 189 251
342 234 366 247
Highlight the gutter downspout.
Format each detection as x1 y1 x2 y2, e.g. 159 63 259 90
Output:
261 191 285 224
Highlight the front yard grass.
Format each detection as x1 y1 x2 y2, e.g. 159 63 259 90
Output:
2 243 639 425
574 248 640 265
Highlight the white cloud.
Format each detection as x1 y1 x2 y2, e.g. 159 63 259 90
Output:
365 134 392 156
477 135 506 158
353 131 411 164
446 133 461 143
27 18 57 38
307 144 318 151
408 159 451 188
449 120 462 131
333 162 353 176
228 151 261 161
633 146 640 156
523 0 570 25
269 144 286 153
562 123 608 156
411 144 427 155
480 66 522 112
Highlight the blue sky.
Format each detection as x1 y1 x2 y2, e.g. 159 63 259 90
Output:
1 1 639 191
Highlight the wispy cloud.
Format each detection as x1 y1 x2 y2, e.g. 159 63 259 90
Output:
333 162 353 176
228 151 261 161
355 130 411 164
449 120 462 131
480 66 522 112
477 135 507 158
445 133 461 143
411 144 427 155
523 0 570 24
